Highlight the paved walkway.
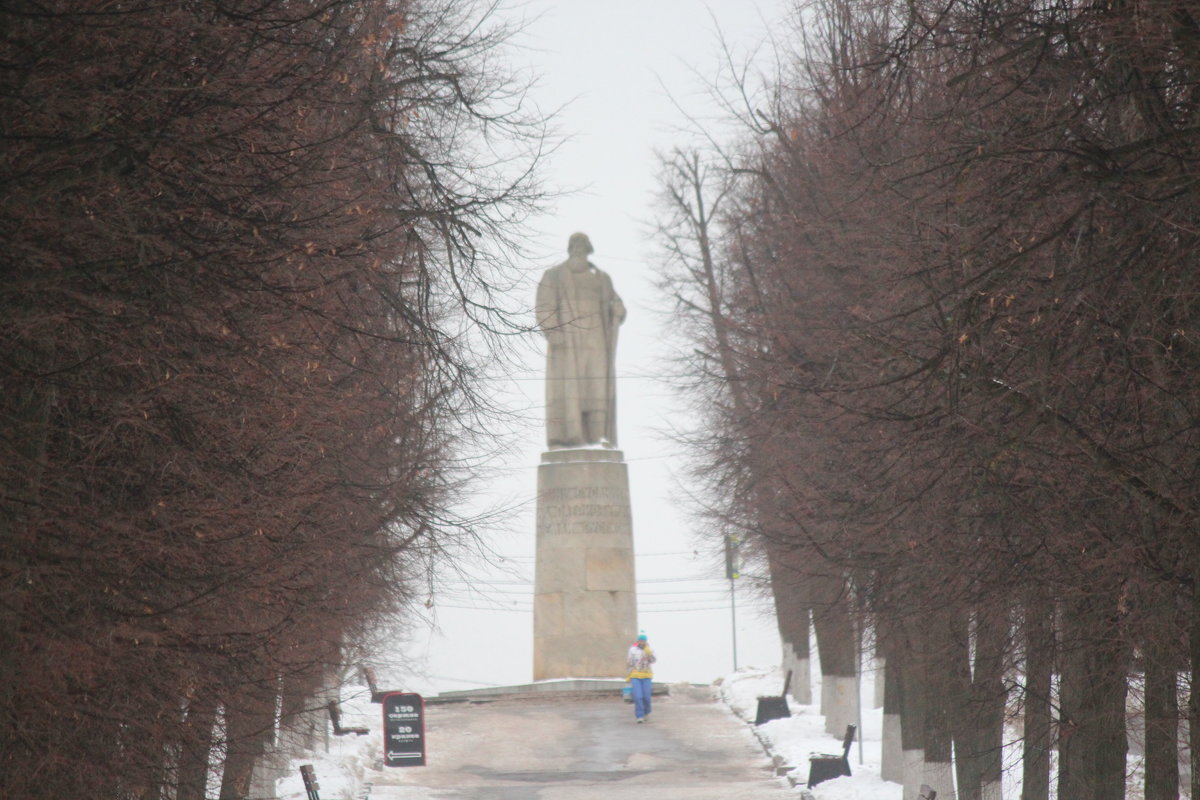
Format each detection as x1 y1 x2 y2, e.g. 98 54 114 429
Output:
365 685 793 799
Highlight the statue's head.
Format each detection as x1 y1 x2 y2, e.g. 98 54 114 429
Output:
567 232 593 257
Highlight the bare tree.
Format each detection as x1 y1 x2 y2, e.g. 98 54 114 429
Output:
652 0 1200 798
0 1 546 797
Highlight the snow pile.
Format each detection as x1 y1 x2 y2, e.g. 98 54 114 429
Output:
275 686 381 800
718 666 897 799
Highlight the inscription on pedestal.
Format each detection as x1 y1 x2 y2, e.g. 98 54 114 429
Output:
533 449 637 680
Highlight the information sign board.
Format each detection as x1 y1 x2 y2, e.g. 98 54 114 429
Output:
382 692 425 767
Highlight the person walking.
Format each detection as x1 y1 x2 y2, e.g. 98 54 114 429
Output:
626 633 656 723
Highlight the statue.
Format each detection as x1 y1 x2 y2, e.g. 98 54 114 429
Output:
536 233 626 449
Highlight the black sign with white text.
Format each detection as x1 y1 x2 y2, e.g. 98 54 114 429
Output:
382 692 425 767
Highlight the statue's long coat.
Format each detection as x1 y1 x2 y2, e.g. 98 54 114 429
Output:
536 261 624 448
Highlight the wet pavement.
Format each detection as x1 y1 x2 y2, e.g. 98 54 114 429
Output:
366 686 793 799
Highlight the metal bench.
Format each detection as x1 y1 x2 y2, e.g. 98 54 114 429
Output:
299 764 321 800
806 723 856 788
362 665 387 703
754 669 793 725
327 700 369 736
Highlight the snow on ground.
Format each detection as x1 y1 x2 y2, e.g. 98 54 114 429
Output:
718 665 897 800
275 682 382 800
274 664 901 800
269 661 1172 800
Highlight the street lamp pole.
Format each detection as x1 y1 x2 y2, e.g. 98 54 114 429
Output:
730 574 738 671
725 535 740 672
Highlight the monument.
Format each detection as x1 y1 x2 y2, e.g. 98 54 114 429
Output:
532 233 638 680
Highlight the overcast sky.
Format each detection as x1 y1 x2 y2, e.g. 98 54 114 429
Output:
392 0 794 694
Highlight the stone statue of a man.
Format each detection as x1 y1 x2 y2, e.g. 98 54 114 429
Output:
536 233 626 449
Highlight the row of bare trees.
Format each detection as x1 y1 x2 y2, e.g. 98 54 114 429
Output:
656 1 1200 798
1 1 542 798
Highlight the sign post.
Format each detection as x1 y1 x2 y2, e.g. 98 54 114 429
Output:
382 692 426 767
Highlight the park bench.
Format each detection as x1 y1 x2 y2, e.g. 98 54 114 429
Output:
806 723 856 788
327 700 369 736
753 669 793 725
362 666 387 703
299 764 321 800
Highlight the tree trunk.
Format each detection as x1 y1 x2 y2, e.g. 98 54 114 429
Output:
924 625 957 800
1057 593 1128 800
1143 644 1179 800
0 343 56 774
948 610 980 800
1022 599 1053 800
972 606 1008 800
899 625 927 800
218 691 275 800
1189 577 1200 800
810 569 858 735
177 695 217 800
278 667 324 755
881 628 905 783
766 544 812 704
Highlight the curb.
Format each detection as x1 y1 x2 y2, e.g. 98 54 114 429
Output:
718 691 815 799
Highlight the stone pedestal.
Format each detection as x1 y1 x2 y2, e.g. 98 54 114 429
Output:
533 448 637 680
